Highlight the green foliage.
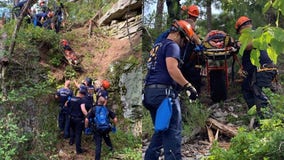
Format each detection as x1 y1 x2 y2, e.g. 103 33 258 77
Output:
206 89 284 160
2 82 53 104
142 107 154 139
0 113 27 160
271 0 284 17
64 65 78 79
115 147 142 160
238 26 284 66
49 53 64 67
105 129 141 160
63 0 118 25
181 96 210 136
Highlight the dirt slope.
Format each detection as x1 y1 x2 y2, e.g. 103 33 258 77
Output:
51 27 140 82
52 27 140 159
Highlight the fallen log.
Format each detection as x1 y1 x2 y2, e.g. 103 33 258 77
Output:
206 117 238 137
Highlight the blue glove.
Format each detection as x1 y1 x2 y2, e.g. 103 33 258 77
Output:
84 128 92 135
194 45 204 52
111 126 117 133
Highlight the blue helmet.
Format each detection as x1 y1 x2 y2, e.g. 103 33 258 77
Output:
79 85 88 95
85 77 92 86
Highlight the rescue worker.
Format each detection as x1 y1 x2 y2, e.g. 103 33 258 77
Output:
153 6 203 93
74 77 95 111
235 16 278 120
31 0 49 27
95 80 110 106
66 85 88 154
143 20 198 160
85 96 118 160
154 5 201 45
55 79 73 138
181 5 199 22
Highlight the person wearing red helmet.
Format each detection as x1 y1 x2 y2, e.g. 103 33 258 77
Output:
235 16 277 124
181 5 199 22
95 80 110 106
143 20 198 160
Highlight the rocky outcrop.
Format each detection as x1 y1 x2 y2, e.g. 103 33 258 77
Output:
97 0 142 39
98 0 141 26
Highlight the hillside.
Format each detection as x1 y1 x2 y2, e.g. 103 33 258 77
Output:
50 27 139 81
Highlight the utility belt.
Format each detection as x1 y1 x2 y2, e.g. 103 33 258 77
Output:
257 63 278 72
70 115 84 120
144 84 177 99
145 84 173 89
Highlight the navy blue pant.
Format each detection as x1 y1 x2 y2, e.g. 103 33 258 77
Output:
242 70 277 118
94 131 113 160
58 107 70 138
69 117 84 153
143 87 182 160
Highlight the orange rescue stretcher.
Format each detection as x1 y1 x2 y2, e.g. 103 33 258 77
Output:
60 39 82 66
202 30 241 102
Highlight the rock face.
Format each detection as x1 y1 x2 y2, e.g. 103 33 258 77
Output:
97 0 142 39
98 0 141 26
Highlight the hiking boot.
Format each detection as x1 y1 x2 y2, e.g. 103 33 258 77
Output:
63 135 70 139
69 141 74 145
77 149 87 154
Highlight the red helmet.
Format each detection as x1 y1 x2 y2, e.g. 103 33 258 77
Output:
173 20 194 39
61 39 68 46
188 5 199 18
102 80 110 89
235 16 252 33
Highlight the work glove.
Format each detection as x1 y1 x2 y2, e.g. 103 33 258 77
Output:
184 83 198 100
84 128 92 135
193 45 204 52
238 68 247 78
111 126 117 133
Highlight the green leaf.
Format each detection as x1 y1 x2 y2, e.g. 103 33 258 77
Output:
267 47 278 64
252 39 261 49
253 27 264 39
250 49 260 67
263 1 272 14
272 0 284 16
272 27 284 42
238 28 253 56
270 38 284 54
247 105 257 116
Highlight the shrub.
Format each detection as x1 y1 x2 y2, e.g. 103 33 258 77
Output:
0 113 27 159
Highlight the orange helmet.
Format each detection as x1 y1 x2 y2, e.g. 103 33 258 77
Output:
188 5 199 18
102 80 110 89
235 16 252 32
173 20 194 39
61 39 68 46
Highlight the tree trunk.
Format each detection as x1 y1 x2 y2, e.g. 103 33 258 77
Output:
166 0 180 26
206 0 212 32
3 0 34 100
9 0 34 56
154 0 164 30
